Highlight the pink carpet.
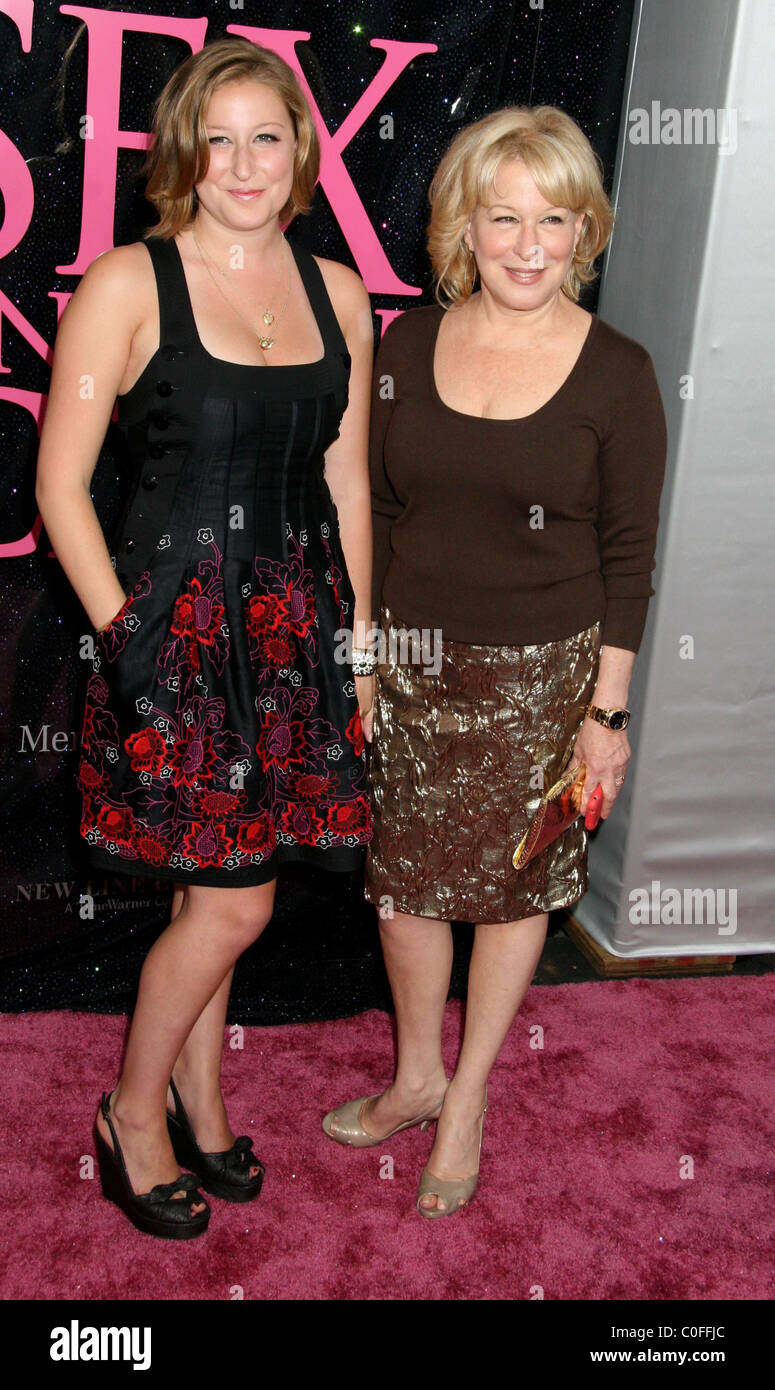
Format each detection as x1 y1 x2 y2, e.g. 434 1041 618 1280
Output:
1 974 772 1300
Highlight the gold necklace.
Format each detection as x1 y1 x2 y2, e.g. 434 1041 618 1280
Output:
192 231 292 350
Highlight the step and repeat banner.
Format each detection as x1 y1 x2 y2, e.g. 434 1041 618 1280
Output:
0 0 637 1018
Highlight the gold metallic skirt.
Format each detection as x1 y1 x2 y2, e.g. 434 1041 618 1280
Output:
363 602 602 924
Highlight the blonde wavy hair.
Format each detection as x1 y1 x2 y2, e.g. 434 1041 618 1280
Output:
141 37 319 239
427 105 614 305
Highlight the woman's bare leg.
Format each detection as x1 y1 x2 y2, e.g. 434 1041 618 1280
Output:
95 879 276 1202
330 908 452 1138
419 910 549 1211
164 884 241 1155
167 968 239 1145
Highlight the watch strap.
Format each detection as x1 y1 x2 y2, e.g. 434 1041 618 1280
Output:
584 703 630 729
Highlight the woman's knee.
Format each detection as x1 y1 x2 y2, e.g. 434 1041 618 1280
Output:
378 905 449 940
183 880 276 947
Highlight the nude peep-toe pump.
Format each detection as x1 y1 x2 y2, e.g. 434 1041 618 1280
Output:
416 1090 488 1218
322 1084 449 1148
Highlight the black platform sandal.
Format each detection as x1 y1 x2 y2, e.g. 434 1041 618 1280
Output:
94 1091 210 1240
166 1076 265 1204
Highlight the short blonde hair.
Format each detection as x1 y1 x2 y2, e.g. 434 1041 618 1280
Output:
142 37 319 238
427 105 614 305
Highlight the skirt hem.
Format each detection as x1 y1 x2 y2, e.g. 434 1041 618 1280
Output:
79 841 367 887
362 876 589 925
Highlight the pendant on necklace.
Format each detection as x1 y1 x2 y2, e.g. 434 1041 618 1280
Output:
258 335 275 350
263 310 274 326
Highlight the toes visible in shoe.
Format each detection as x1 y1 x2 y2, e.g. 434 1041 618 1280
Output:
419 1191 468 1214
420 1193 443 1211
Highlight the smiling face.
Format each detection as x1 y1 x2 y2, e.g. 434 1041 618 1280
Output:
194 78 298 230
464 157 585 309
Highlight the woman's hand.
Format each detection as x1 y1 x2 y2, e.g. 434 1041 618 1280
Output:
567 716 630 820
355 673 375 744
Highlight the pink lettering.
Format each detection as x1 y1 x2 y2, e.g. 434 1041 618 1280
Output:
58 6 208 273
229 27 436 293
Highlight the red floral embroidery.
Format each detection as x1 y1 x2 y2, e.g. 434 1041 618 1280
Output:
78 760 107 793
167 727 218 787
125 728 167 775
192 788 248 820
282 579 316 643
258 706 315 773
345 710 365 758
96 805 134 843
171 582 225 672
236 814 275 857
80 706 97 751
246 593 285 634
248 536 319 668
328 797 371 840
181 821 235 867
293 772 335 800
78 533 372 875
258 631 297 668
278 801 326 845
132 831 173 866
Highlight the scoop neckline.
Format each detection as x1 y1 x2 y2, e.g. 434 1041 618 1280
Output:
427 303 598 424
170 235 328 372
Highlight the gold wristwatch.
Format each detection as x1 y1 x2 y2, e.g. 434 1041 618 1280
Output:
584 703 630 731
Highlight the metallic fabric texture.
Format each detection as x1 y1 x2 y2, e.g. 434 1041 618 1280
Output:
364 604 602 924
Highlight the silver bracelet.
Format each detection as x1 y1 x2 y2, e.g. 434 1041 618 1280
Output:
351 646 377 675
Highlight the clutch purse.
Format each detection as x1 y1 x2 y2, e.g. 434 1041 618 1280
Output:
511 763 587 872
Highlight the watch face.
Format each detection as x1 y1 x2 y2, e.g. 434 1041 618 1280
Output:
608 710 628 730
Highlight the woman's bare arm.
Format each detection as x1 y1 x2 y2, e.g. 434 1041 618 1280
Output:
316 256 375 737
34 245 147 631
317 257 374 652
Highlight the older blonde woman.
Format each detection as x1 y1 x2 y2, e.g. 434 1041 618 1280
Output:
323 106 667 1217
35 37 375 1239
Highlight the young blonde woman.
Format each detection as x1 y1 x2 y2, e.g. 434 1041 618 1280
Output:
35 37 375 1239
323 106 667 1217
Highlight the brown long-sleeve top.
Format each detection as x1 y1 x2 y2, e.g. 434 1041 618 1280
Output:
369 304 667 653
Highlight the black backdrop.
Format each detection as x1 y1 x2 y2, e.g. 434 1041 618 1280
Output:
0 0 635 1021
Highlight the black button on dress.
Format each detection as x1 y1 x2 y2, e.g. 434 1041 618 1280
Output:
77 235 372 886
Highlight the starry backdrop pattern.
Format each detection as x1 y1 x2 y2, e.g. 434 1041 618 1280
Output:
0 0 634 1019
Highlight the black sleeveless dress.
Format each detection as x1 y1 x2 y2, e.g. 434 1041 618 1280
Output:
77 235 373 886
